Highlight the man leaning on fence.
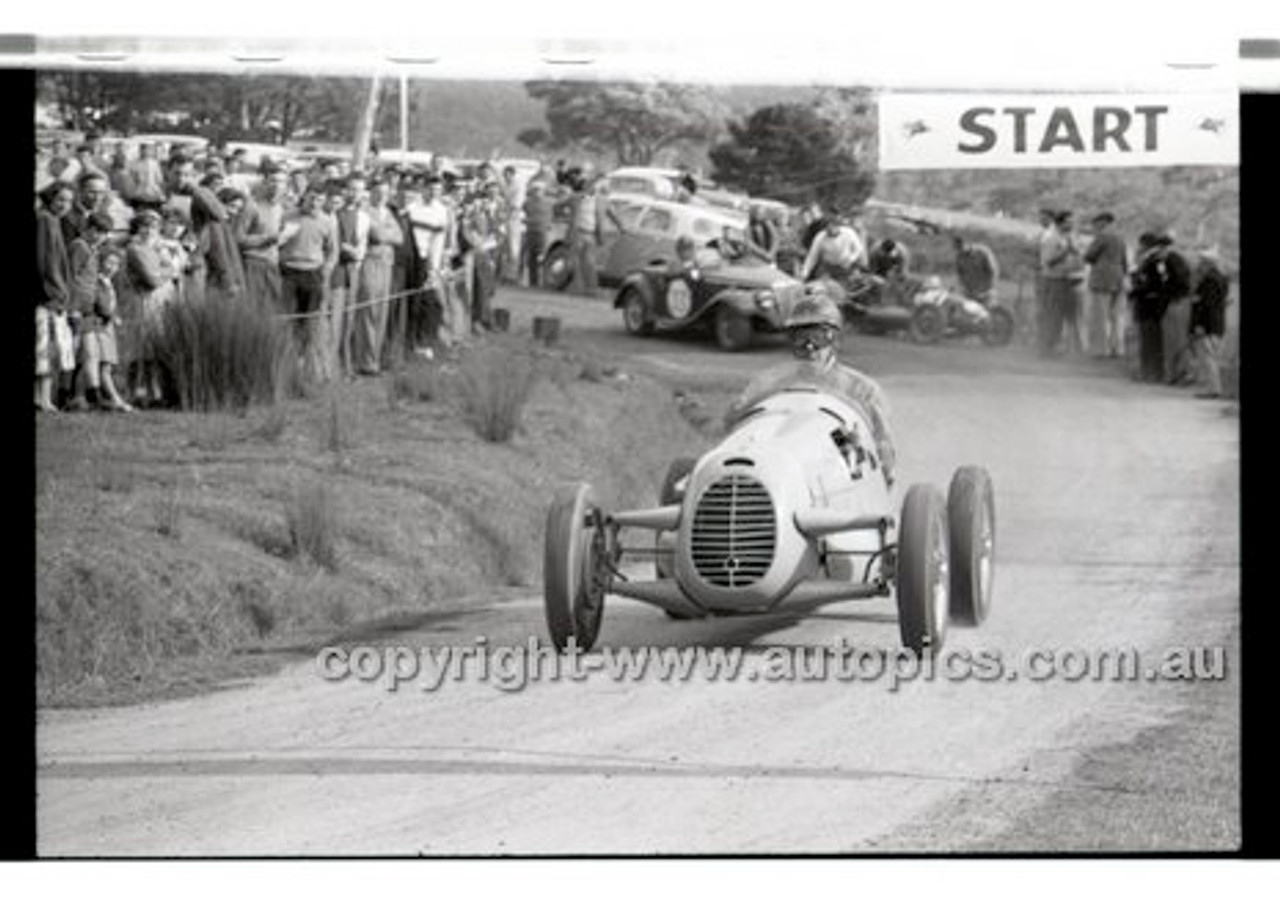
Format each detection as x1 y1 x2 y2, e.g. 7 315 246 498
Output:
278 183 336 382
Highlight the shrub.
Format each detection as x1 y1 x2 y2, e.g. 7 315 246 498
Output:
389 362 440 405
151 296 295 412
455 346 541 443
286 480 339 571
255 405 288 443
325 393 350 454
153 486 182 540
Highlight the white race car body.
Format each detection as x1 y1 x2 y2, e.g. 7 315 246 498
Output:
645 387 892 616
544 381 995 654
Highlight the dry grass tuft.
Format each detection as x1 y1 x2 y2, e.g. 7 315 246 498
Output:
153 485 183 540
286 480 340 572
151 295 297 412
455 345 541 443
388 361 441 406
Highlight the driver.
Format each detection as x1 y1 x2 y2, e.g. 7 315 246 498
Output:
724 288 897 484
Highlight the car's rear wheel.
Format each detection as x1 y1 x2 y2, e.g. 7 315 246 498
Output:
544 483 606 651
947 466 995 626
713 306 752 351
543 244 574 291
896 484 950 656
657 457 697 618
909 304 946 345
620 287 654 336
981 307 1016 347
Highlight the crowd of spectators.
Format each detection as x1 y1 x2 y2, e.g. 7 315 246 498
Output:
34 133 598 412
1035 208 1232 399
35 132 1236 413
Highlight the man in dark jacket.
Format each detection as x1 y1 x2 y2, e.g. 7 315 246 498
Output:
521 180 554 287
1189 247 1230 399
1129 232 1191 383
1156 233 1194 384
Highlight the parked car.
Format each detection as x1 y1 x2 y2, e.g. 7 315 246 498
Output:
603 166 686 201
223 141 309 172
122 133 210 160
542 193 748 291
603 166 749 214
612 240 804 351
543 386 996 656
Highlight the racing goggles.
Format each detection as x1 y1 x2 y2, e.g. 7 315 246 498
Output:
789 325 838 349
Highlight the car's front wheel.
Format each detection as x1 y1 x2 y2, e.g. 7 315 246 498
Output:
713 306 752 351
909 303 946 345
544 483 607 651
896 484 950 656
947 466 995 626
543 244 574 291
620 287 654 336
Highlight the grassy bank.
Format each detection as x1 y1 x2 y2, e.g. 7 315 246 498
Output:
35 333 712 708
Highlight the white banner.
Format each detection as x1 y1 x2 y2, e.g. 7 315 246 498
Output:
878 92 1239 170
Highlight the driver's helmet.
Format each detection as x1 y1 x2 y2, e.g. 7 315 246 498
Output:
785 289 844 331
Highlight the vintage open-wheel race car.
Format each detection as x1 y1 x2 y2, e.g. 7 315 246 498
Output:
543 383 996 656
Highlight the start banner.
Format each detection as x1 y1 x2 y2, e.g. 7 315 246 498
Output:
877 92 1239 170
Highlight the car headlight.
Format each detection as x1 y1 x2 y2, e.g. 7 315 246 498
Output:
754 290 776 310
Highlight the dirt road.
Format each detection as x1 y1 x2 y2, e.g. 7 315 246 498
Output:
37 290 1240 855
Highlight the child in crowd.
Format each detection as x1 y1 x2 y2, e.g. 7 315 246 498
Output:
157 208 190 307
67 212 115 408
82 247 133 412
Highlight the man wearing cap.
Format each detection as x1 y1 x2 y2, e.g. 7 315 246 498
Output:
1128 231 1189 383
725 288 896 484
1083 212 1130 358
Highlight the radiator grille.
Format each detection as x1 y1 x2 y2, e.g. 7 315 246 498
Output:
690 474 776 588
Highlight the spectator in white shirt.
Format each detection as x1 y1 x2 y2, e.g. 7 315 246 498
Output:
801 212 867 286
127 142 167 210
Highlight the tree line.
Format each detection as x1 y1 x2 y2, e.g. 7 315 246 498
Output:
37 70 410 147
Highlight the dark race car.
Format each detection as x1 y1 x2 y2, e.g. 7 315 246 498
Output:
612 240 804 351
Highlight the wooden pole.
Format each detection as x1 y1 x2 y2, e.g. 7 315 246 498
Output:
351 75 382 173
399 73 409 162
